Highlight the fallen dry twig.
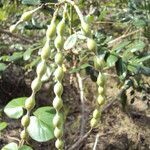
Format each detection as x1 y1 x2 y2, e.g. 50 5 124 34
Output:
0 29 33 44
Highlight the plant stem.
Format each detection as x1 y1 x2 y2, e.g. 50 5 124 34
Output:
93 133 100 150
65 0 84 22
70 3 73 34
76 72 86 136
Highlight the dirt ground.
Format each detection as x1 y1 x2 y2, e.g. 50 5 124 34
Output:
0 66 150 150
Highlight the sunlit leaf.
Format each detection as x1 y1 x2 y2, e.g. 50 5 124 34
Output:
19 145 33 150
64 34 77 50
28 106 58 142
23 49 34 61
1 142 18 150
4 97 27 119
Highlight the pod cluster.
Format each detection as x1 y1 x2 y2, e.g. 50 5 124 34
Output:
90 72 105 128
53 7 67 150
20 13 57 143
8 1 108 148
80 18 106 128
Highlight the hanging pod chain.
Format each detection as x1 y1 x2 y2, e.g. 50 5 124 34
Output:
19 9 58 146
53 4 67 150
66 0 107 128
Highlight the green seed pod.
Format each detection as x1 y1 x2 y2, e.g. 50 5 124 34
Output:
87 38 97 52
41 40 50 60
81 20 90 36
46 21 56 38
54 35 64 50
54 127 63 138
55 52 63 65
20 130 28 140
56 19 65 36
36 61 47 77
97 95 105 106
94 56 105 70
94 56 101 70
97 72 105 86
93 109 100 119
96 56 105 68
9 24 17 33
31 77 42 93
90 118 97 128
20 10 34 22
25 96 35 110
98 86 104 95
54 82 63 96
21 115 30 127
54 67 64 81
55 139 64 149
53 113 62 127
53 96 63 110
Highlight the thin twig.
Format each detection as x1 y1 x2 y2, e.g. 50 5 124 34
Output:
102 99 117 113
68 129 92 150
93 133 100 150
6 135 20 142
70 2 73 35
0 29 33 44
76 72 86 136
95 21 115 24
108 29 142 47
104 73 118 78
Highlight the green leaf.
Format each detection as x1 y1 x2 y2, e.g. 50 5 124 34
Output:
127 64 138 74
1 142 18 150
19 145 33 150
98 7 107 21
10 44 24 51
0 55 9 61
27 116 54 142
25 57 40 69
64 34 77 50
23 49 34 61
0 9 8 21
137 55 150 63
9 52 23 61
4 97 27 119
28 106 58 142
113 40 131 53
33 106 55 128
0 63 7 72
107 54 118 67
0 122 7 131
115 58 127 80
133 18 146 27
139 66 150 76
128 40 145 52
86 15 94 24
